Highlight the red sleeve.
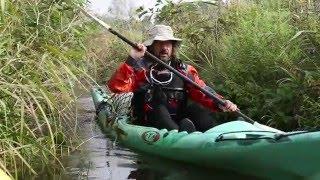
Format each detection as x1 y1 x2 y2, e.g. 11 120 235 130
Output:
107 62 146 93
185 65 224 112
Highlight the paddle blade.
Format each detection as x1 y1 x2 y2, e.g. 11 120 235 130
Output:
253 122 284 133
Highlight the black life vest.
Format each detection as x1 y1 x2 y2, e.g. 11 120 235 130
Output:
131 60 188 124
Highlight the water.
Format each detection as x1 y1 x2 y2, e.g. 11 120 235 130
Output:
60 96 136 180
59 96 260 180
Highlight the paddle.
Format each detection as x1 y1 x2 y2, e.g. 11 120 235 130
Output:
80 8 283 133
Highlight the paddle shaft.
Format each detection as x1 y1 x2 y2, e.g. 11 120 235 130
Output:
80 8 255 124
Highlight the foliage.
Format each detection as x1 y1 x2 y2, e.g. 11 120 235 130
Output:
0 0 102 178
141 0 320 130
87 16 148 84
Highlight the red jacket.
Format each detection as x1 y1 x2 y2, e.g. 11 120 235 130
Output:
107 57 223 112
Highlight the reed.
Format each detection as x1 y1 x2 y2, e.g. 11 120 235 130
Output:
0 0 104 178
139 0 319 130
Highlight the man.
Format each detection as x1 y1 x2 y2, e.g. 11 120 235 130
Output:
107 24 237 133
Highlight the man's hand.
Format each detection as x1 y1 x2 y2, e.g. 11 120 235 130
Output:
221 100 238 112
130 43 147 60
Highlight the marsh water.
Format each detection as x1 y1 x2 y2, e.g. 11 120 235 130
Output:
57 96 260 180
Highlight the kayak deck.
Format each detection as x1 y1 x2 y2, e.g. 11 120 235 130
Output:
91 86 320 179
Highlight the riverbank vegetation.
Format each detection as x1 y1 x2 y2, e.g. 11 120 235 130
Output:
0 0 102 178
1 0 319 178
137 0 319 130
99 0 319 130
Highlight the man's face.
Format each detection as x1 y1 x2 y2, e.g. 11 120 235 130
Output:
151 40 173 61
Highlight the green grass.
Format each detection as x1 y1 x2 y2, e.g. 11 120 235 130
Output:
0 0 106 178
142 0 320 130
1 1 314 177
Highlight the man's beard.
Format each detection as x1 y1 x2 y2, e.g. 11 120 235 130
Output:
159 55 171 62
158 49 171 62
147 47 173 64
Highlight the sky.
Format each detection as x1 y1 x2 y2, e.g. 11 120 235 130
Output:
87 0 218 18
87 0 225 20
88 0 161 16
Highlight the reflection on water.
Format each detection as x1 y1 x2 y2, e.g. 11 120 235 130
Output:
62 130 257 180
59 96 260 180
128 154 259 180
61 96 136 180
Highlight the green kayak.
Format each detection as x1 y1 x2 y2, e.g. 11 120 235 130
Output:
91 87 320 179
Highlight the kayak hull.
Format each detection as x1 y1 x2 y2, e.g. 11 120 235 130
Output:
91 87 320 179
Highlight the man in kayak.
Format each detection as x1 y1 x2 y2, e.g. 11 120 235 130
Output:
107 24 237 133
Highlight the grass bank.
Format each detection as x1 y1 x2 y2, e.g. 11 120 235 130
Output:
0 1 107 178
134 0 320 130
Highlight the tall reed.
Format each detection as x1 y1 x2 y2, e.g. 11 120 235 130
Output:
142 0 319 130
0 0 103 178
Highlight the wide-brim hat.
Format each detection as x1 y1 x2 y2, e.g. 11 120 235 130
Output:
143 24 182 47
